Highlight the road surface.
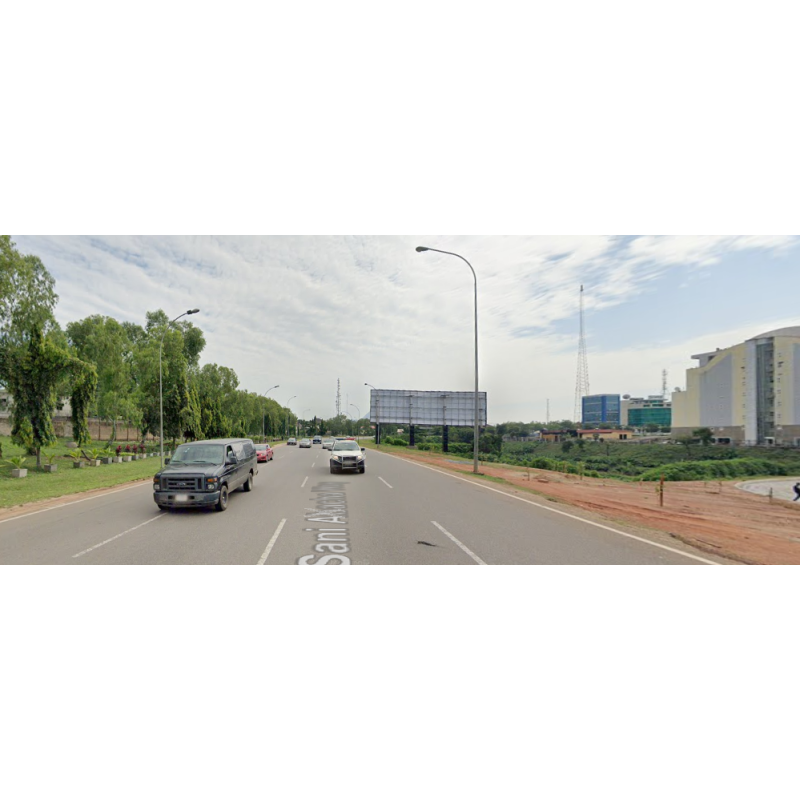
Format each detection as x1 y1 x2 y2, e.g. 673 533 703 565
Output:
0 445 724 565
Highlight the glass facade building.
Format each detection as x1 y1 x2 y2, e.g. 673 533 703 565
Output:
582 394 621 425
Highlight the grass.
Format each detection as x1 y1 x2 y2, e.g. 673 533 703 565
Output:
1 435 162 509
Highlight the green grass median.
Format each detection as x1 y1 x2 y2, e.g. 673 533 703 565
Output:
1 436 162 509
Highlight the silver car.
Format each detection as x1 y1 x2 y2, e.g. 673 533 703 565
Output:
329 440 366 474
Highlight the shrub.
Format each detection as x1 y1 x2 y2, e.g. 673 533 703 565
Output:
639 458 790 482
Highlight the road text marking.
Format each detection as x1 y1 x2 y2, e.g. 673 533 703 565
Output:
431 521 486 565
258 519 287 565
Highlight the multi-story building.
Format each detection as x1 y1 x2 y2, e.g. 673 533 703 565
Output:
581 394 620 425
621 396 672 428
671 325 800 445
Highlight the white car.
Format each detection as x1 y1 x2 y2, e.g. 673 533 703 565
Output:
329 440 366 474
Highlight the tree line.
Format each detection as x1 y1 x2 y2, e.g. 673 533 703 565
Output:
0 236 298 465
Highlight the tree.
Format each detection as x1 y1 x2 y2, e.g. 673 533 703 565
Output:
693 427 714 446
67 315 138 441
6 326 97 464
0 236 58 387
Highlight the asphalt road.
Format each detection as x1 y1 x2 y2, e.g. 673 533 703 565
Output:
0 444 724 565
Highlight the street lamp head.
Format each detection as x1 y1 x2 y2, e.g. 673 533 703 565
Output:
415 246 429 252
187 308 200 314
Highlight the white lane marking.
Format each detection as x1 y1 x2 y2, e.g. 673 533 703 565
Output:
370 450 721 565
432 521 487 565
73 514 166 558
258 519 287 565
301 476 309 488
379 477 393 489
1 481 153 529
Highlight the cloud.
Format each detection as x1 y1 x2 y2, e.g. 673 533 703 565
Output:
10 235 799 422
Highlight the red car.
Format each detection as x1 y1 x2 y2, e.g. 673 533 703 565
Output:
255 443 274 463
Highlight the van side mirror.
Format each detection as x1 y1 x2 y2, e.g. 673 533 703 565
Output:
226 454 238 465
361 447 365 452
164 457 171 464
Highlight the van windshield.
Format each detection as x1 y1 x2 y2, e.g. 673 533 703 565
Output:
170 444 225 465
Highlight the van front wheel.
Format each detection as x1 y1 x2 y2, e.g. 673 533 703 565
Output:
216 485 229 512
243 472 253 492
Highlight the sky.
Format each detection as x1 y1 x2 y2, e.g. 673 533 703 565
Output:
10 235 799 425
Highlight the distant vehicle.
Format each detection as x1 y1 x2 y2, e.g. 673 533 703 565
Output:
312 436 322 445
322 438 335 450
330 440 366 474
255 443 274 463
299 438 312 448
153 438 257 512
287 438 297 446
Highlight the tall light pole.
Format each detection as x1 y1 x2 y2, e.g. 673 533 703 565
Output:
416 245 481 474
263 385 279 440
285 396 296 439
364 383 379 447
159 308 200 469
350 404 361 438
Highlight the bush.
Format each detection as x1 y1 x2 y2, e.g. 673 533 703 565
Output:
639 458 790 482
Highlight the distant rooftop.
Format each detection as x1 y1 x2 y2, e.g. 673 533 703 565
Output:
748 325 800 341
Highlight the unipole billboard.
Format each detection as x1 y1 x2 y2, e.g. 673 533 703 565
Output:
367 390 487 427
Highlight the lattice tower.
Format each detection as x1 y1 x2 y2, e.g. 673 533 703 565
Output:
574 285 590 423
336 379 341 417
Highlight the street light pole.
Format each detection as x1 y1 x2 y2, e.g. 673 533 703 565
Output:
364 383 379 447
159 309 200 470
263 385 279 440
416 246 481 474
285 396 296 439
350 404 361 438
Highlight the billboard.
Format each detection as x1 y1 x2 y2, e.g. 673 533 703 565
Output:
368 390 487 427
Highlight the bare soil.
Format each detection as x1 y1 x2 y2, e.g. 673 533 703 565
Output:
381 449 800 565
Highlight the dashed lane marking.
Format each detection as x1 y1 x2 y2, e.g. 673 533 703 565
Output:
379 477 393 489
431 521 486 565
73 514 166 558
301 476 309 488
258 519 287 565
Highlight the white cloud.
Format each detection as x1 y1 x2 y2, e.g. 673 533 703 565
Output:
9 235 799 423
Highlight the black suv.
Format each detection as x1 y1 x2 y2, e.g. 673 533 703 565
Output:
153 439 258 512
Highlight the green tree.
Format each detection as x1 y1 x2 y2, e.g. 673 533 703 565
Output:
693 427 714 446
6 326 97 464
67 315 139 442
0 236 58 387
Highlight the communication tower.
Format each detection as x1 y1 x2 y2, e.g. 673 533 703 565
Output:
573 285 590 423
336 379 341 417
662 369 668 400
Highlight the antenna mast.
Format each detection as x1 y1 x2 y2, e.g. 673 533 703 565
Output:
574 284 590 423
662 369 668 400
336 379 341 417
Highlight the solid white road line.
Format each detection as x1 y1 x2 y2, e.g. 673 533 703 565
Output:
378 477 393 489
1 482 152 528
301 476 309 488
372 450 721 565
258 519 287 565
73 514 166 558
431 521 487 565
